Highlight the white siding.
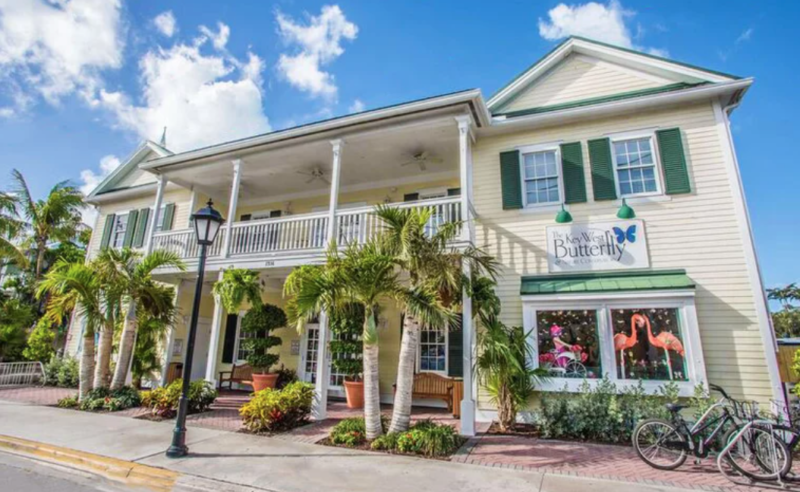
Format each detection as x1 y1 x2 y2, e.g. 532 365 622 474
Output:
498 55 667 113
472 100 772 405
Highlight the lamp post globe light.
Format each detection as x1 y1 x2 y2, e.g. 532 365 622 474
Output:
166 200 224 458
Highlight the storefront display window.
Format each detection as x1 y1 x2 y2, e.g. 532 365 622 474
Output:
536 310 601 379
611 308 687 382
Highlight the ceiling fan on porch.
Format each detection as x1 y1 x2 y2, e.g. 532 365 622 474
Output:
400 150 443 171
296 166 330 185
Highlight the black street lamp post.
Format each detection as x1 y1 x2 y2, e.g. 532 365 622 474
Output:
166 200 224 459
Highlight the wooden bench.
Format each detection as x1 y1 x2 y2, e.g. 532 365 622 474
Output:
394 373 455 413
218 363 253 390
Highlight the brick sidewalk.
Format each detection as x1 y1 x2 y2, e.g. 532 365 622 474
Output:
453 433 794 492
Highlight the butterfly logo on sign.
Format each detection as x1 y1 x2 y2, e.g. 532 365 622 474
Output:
612 225 637 244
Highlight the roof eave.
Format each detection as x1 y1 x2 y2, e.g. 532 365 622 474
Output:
85 141 172 201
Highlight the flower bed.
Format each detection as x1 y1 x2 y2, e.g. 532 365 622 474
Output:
239 381 314 433
57 386 141 412
139 379 217 419
321 417 466 459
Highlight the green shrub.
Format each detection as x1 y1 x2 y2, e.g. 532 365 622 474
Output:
240 303 285 374
239 381 314 433
141 379 218 418
534 378 686 444
394 421 462 457
330 417 369 447
275 364 298 389
23 319 55 362
57 395 78 408
329 304 364 380
74 386 142 412
371 432 401 451
44 355 79 388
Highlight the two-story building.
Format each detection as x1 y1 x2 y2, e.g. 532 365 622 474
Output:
68 37 781 435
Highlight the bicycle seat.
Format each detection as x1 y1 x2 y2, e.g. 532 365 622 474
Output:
665 403 688 413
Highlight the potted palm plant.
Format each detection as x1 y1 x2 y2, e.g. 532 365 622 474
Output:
240 303 286 391
329 305 364 408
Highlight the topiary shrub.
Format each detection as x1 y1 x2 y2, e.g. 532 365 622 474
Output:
329 304 363 381
239 381 314 433
240 303 286 374
141 379 217 418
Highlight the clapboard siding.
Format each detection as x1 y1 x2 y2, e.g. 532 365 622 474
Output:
472 99 771 406
498 55 666 113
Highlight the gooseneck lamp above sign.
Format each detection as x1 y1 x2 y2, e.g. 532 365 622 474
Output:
554 204 573 224
166 199 224 459
616 198 636 220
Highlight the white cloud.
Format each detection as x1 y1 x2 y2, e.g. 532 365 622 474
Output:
100 25 270 153
80 154 121 225
737 27 754 44
348 99 365 113
199 22 230 51
0 0 124 110
154 11 177 38
538 1 666 57
276 5 358 99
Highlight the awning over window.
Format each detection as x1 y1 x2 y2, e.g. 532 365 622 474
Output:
521 270 694 295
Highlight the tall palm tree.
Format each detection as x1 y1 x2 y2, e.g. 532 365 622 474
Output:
131 283 178 388
94 248 185 390
37 260 102 400
11 170 84 279
374 205 498 433
285 241 450 440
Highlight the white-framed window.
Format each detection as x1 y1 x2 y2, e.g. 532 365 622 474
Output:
111 213 129 249
418 325 447 374
523 291 706 397
519 145 562 207
153 205 168 233
417 188 447 201
232 314 250 363
610 133 662 198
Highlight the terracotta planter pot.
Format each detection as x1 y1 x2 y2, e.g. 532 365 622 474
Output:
343 380 364 409
251 373 278 392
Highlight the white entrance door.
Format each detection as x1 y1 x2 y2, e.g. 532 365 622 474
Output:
190 318 213 381
299 323 345 397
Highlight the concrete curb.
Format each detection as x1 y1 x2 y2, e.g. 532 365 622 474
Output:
0 434 179 492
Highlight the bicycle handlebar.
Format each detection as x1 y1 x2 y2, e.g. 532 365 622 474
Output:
708 384 730 399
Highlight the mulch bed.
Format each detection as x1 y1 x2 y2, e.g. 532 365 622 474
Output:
318 435 467 461
486 422 540 437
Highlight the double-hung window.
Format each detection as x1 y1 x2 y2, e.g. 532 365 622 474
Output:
611 135 661 197
521 148 561 206
418 325 447 373
111 213 129 249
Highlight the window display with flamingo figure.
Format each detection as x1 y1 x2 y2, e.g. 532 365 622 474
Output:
536 310 601 378
612 308 687 381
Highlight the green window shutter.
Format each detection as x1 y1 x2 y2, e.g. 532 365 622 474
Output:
447 187 461 196
588 138 617 201
656 128 691 195
221 314 240 364
132 208 150 248
499 150 523 210
240 214 252 222
100 214 115 250
560 142 587 204
122 210 139 248
161 203 175 231
447 315 463 378
270 210 282 218
403 193 419 202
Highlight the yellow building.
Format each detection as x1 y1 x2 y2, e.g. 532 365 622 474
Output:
68 37 780 435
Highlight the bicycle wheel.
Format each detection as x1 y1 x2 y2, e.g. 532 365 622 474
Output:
723 425 791 481
633 419 688 470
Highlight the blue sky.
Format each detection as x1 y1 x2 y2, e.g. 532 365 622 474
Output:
0 0 797 290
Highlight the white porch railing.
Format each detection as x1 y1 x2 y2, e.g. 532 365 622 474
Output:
152 227 226 259
150 198 462 261
229 213 329 256
336 197 462 245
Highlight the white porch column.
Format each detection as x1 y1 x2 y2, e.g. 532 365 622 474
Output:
325 139 343 244
205 271 225 385
312 311 332 420
460 260 476 436
222 159 244 258
144 174 167 254
160 280 184 387
456 115 474 243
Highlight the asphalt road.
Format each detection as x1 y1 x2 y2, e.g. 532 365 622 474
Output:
0 451 138 492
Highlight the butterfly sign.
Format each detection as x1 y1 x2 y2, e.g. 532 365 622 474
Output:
613 225 637 244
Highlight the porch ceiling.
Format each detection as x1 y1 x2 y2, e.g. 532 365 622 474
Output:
161 116 461 205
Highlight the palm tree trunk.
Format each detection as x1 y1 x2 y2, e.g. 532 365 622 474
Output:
111 303 137 390
93 324 113 389
362 309 383 440
79 329 95 401
388 313 420 433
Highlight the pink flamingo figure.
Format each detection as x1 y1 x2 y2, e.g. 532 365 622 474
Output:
613 313 642 378
642 314 685 380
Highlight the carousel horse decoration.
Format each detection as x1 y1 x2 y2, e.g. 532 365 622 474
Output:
613 313 642 378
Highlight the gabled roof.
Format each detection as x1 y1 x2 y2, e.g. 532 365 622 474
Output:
85 141 172 202
487 36 741 113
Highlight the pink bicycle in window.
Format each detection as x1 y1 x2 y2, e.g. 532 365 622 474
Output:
540 324 588 378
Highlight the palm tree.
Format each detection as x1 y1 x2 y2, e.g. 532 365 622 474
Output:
284 241 450 440
0 192 26 267
37 260 102 400
374 205 498 434
93 248 185 390
131 283 178 388
11 170 84 279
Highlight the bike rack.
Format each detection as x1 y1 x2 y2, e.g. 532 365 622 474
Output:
717 419 787 489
